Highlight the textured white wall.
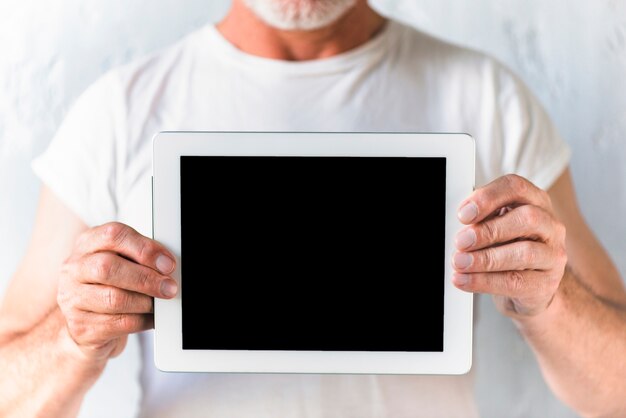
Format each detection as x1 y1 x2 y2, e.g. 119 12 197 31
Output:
1 1 624 417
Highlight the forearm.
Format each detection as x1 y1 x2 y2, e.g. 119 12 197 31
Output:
515 269 626 418
0 307 105 418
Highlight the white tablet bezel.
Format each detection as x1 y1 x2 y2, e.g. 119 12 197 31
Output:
153 131 474 374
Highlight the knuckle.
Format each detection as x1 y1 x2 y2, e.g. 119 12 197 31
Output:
66 310 86 338
481 221 498 243
104 288 124 311
136 268 159 294
481 249 498 271
60 257 80 283
519 241 536 265
521 206 541 229
505 174 528 194
136 239 157 263
110 314 136 333
57 273 83 311
508 270 525 294
90 253 116 280
101 222 128 246
84 322 106 345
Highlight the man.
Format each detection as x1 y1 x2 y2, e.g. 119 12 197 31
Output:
1 0 625 416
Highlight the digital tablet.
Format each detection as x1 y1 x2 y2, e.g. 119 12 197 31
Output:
152 131 474 374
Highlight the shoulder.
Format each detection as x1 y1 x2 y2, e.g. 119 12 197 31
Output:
390 20 492 69
64 24 216 142
104 26 210 103
49 26 213 160
389 20 523 96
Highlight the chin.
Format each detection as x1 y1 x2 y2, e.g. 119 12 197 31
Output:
242 0 359 31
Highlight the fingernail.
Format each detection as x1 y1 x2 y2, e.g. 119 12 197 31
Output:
456 228 476 250
453 273 470 286
453 252 473 270
161 279 178 298
156 254 175 274
458 202 478 223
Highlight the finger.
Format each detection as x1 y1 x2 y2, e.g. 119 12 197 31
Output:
452 270 554 299
457 174 552 225
109 335 129 359
455 205 556 251
74 284 154 314
66 310 154 346
76 222 176 274
453 240 554 273
76 252 178 299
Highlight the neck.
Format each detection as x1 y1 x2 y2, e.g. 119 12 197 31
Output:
216 1 387 61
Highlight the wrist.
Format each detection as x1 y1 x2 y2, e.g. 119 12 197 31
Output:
4 309 108 417
512 269 573 337
55 316 107 383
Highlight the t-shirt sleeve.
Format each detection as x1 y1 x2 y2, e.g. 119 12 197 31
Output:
493 62 571 190
31 71 124 227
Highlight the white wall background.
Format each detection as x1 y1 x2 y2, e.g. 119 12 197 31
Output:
1 1 624 417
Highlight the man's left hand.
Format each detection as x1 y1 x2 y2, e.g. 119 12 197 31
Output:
452 174 568 318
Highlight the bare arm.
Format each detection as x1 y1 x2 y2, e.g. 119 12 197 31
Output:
0 187 86 333
0 187 177 417
452 169 626 417
517 171 626 417
517 269 626 418
0 187 96 417
0 307 104 417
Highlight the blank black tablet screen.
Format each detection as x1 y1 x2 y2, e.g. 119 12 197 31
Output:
180 156 446 351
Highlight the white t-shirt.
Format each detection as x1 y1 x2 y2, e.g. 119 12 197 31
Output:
33 20 570 418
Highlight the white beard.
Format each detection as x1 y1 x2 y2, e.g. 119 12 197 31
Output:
241 0 359 31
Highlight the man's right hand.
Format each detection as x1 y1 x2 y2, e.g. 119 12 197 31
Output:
57 222 178 366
